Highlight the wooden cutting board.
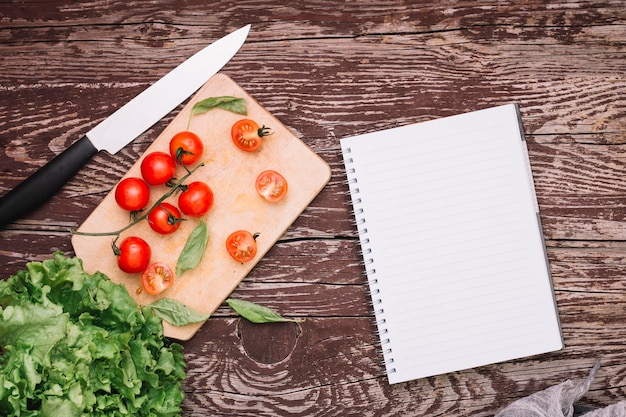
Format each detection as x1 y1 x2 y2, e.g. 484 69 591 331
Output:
72 74 331 340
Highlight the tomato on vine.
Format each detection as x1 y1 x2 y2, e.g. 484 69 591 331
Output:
225 230 259 263
116 236 151 274
178 181 214 217
255 170 288 203
231 119 272 152
114 177 150 212
147 202 183 234
169 131 204 166
140 151 177 186
141 262 174 295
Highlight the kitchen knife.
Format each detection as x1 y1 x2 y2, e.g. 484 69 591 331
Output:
0 24 250 230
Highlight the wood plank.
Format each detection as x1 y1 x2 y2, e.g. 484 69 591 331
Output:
1 1 625 415
179 314 623 415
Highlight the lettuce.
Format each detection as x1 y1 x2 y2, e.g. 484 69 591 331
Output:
0 252 186 417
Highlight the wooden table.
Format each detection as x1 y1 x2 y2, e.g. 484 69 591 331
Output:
1 1 625 415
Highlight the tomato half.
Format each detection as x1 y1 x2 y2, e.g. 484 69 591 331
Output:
231 119 271 152
169 131 204 166
140 151 177 186
225 230 258 263
255 170 288 203
141 262 174 295
117 236 151 273
178 181 214 217
147 202 182 234
114 177 150 212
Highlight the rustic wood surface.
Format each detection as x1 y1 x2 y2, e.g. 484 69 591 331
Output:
1 1 625 415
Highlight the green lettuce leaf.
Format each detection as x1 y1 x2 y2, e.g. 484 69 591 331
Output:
0 252 186 417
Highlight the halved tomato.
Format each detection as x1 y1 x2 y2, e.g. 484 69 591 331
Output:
255 170 288 203
141 262 174 295
231 119 271 152
225 230 258 263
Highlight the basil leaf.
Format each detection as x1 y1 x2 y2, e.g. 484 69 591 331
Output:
149 298 210 326
226 298 302 323
191 96 247 117
176 220 209 277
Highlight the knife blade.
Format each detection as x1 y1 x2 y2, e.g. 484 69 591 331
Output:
0 24 250 230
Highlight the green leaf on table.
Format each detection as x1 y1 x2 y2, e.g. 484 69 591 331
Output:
176 220 209 277
148 298 210 327
191 96 247 117
226 298 303 324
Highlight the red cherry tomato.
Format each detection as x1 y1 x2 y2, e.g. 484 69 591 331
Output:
140 151 177 186
231 119 271 152
147 202 182 234
117 236 151 273
169 131 204 166
255 170 288 203
178 181 214 217
141 262 174 295
225 230 258 263
114 177 150 212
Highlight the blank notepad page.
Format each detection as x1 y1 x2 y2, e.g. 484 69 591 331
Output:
341 104 563 384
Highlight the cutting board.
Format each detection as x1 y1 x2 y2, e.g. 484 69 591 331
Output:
72 74 331 340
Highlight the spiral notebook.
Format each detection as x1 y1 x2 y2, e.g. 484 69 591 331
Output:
341 103 563 385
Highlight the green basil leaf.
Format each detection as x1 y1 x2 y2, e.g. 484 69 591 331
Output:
176 220 209 277
226 298 302 323
148 298 210 326
191 96 247 117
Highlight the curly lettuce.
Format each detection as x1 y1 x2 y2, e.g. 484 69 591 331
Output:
0 252 186 417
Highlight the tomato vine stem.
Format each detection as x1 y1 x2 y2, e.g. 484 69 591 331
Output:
71 162 205 238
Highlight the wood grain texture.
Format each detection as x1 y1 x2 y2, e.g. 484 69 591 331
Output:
1 0 625 415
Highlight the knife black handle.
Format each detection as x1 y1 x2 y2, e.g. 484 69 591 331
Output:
0 135 98 229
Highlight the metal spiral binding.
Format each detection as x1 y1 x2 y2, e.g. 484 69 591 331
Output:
353 217 366 227
370 287 383 307
342 144 394 374
349 207 364 218
360 256 374 266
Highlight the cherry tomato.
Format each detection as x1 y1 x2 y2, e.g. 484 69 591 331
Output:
117 236 151 273
255 170 288 203
114 177 150 212
140 151 177 186
147 202 182 234
178 181 214 217
226 230 258 263
169 131 204 165
141 262 174 295
231 119 271 152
